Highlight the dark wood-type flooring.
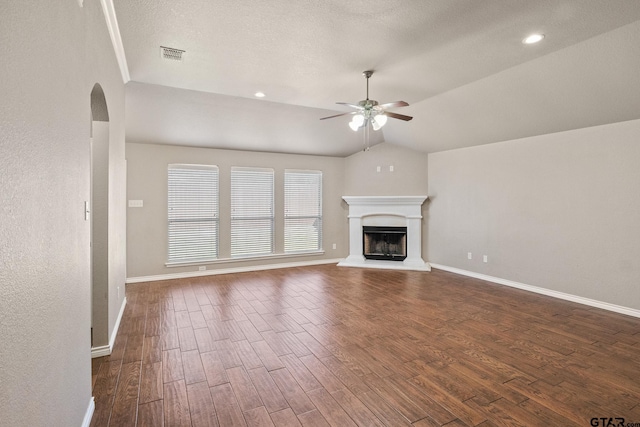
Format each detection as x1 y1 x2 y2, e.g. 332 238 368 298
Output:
91 264 640 426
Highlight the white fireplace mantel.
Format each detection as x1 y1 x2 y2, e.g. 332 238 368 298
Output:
338 196 430 271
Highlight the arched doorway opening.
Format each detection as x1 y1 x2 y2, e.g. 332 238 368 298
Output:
90 83 110 352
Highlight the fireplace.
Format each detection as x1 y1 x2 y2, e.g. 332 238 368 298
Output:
338 196 430 271
363 226 407 261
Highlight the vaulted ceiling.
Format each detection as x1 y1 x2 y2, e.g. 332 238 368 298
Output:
114 1 640 156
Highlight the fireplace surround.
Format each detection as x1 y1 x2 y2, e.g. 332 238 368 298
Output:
338 196 430 271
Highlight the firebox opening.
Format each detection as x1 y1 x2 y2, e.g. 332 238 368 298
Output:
363 226 407 261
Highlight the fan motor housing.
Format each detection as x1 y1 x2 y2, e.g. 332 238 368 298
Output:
358 100 378 108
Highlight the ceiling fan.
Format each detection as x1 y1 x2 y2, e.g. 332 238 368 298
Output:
320 70 413 131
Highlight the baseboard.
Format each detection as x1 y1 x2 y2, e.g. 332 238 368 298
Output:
126 258 343 284
82 397 95 427
91 296 127 358
91 345 111 358
430 263 640 319
110 296 127 349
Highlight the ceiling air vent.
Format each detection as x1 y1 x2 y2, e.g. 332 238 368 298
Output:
160 46 185 61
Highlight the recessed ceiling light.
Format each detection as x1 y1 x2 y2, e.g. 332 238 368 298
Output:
523 34 545 45
254 92 266 98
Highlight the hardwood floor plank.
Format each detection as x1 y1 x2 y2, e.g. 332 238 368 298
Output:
164 379 192 427
109 397 138 427
186 381 219 427
243 406 275 427
163 348 185 383
269 368 316 415
247 367 289 414
122 333 144 363
137 400 164 427
269 408 301 427
210 382 248 427
217 338 244 369
227 366 263 412
296 409 330 427
293 331 332 359
200 350 229 387
194 327 217 353
142 336 162 364
139 361 163 404
182 349 207 385
161 326 180 350
145 315 161 337
178 326 198 352
251 340 285 371
189 311 208 330
114 362 141 404
306 387 357 427
298 354 343 393
280 354 322 392
261 330 293 357
237 319 265 343
234 340 265 370
357 390 413 426
330 388 385 427
319 355 371 396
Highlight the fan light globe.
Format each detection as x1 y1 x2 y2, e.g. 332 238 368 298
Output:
349 114 365 131
374 114 387 128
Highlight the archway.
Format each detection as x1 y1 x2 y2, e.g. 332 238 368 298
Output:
90 83 110 352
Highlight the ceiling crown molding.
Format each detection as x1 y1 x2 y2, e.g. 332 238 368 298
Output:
100 0 130 83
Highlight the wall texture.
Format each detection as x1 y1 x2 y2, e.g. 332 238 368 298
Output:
0 1 126 425
344 142 429 197
126 143 347 278
428 118 640 311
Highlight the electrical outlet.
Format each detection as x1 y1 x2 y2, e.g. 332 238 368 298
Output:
389 165 394 172
483 255 488 263
198 266 206 271
376 166 381 172
467 252 472 260
332 243 337 249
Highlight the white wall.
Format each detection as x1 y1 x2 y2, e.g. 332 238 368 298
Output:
0 1 126 425
428 119 640 311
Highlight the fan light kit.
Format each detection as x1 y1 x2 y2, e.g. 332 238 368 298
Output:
320 70 412 132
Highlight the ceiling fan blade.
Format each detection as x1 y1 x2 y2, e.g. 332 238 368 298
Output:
379 101 409 109
385 111 413 121
336 102 363 110
319 111 356 120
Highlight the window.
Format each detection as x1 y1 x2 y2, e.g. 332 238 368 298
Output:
284 170 322 253
231 167 274 258
167 164 219 264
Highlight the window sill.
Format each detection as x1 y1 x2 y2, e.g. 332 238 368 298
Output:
165 250 325 268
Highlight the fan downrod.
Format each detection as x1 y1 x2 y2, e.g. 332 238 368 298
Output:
363 70 374 100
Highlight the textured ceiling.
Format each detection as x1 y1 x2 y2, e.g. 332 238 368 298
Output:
114 0 640 156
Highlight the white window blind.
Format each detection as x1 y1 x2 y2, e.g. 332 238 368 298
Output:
167 164 219 264
231 167 274 258
284 170 322 253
